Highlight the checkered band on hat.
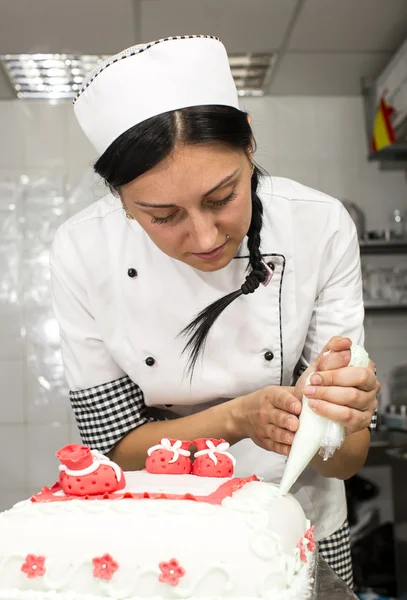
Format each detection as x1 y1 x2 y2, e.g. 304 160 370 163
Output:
73 35 240 155
74 35 220 103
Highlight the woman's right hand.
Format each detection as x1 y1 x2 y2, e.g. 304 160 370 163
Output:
231 386 302 456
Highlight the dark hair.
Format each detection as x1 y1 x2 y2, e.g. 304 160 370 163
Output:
94 105 266 377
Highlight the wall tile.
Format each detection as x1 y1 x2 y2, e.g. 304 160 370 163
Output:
318 161 358 201
23 103 68 169
0 103 26 168
0 307 24 360
271 99 319 161
65 108 97 168
25 367 70 423
65 169 105 218
0 489 28 512
69 420 83 445
26 422 70 489
23 306 70 423
275 160 321 190
0 359 25 422
0 424 27 487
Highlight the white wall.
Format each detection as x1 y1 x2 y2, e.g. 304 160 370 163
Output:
0 97 406 510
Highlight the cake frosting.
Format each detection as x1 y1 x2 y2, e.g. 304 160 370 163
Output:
0 439 316 599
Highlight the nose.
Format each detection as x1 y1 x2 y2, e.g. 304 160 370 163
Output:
188 212 219 253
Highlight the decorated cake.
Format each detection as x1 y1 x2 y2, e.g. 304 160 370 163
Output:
0 438 316 599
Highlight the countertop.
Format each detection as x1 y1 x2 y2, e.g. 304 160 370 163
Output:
314 555 357 599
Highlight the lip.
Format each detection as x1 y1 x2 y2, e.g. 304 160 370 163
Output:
192 239 229 261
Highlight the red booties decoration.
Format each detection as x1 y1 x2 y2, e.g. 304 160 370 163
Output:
146 439 192 474
56 444 126 497
192 438 235 478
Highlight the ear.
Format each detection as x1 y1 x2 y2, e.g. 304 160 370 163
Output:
246 115 254 157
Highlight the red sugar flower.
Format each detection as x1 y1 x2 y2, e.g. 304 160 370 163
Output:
297 540 307 563
159 558 185 586
92 553 119 580
304 526 316 552
21 554 46 578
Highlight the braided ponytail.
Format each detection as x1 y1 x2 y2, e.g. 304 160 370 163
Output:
180 166 266 377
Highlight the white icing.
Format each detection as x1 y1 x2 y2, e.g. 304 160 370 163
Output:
121 471 232 497
59 450 122 482
44 470 232 502
194 440 236 467
147 439 191 464
0 594 311 600
0 473 315 599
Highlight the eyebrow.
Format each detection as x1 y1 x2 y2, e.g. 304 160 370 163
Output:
133 168 240 208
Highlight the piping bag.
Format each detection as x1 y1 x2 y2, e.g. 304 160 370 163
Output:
279 344 370 495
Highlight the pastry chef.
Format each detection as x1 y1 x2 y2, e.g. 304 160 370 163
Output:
50 35 379 586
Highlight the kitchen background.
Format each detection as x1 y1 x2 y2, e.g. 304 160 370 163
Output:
1 0 407 597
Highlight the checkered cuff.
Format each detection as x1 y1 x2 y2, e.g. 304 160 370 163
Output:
69 376 156 454
369 409 377 432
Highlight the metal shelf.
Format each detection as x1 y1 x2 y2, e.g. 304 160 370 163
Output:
365 301 407 312
360 240 407 254
367 144 407 162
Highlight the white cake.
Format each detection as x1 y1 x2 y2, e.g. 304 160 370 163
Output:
0 441 316 599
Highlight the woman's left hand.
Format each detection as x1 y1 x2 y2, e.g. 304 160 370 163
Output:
300 337 380 434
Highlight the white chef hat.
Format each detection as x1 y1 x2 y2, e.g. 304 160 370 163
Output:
73 35 240 156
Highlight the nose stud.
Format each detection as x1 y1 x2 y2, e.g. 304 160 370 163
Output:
226 235 230 240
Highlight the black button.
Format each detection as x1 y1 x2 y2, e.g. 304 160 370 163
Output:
264 351 274 361
267 262 275 271
145 357 155 366
127 268 138 278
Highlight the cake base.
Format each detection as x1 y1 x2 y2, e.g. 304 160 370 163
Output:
0 472 316 599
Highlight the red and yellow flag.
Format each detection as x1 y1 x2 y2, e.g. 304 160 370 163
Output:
371 95 396 153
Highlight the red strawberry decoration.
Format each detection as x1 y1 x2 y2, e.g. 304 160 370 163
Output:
146 439 192 474
192 438 235 478
56 444 126 497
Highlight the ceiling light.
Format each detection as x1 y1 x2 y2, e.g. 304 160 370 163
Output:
1 51 277 100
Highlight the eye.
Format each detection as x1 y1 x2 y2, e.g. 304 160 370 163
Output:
151 211 179 225
210 191 237 207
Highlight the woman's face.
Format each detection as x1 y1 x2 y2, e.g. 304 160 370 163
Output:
120 142 253 272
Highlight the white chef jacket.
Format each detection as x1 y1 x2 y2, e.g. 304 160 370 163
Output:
50 175 365 541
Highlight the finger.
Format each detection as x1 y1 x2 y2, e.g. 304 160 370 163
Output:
264 424 295 445
306 399 375 432
266 387 302 415
304 384 372 410
308 366 376 393
320 336 352 356
261 437 291 456
316 349 351 372
268 409 299 433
